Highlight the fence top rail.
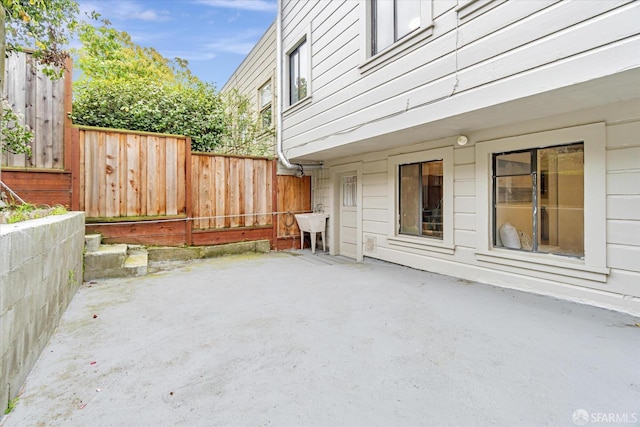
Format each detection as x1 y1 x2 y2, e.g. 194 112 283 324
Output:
0 167 68 173
191 151 275 161
74 125 188 139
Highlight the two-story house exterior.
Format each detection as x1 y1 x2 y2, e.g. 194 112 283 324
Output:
276 0 640 314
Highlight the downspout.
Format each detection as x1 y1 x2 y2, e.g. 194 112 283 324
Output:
275 0 322 173
275 0 295 170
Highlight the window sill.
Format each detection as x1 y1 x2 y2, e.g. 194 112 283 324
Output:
388 236 455 255
359 25 434 75
475 249 610 282
283 96 312 116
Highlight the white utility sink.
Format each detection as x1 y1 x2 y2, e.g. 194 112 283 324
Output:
295 213 329 254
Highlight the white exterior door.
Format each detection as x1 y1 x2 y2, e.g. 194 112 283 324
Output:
339 174 358 259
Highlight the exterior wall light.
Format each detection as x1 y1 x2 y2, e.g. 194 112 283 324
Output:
457 135 469 146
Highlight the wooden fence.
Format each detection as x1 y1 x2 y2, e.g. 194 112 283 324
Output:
74 126 310 248
2 51 67 169
191 154 272 230
79 128 188 219
2 52 312 249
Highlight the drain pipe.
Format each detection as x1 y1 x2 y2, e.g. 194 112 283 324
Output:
275 1 322 173
275 1 295 170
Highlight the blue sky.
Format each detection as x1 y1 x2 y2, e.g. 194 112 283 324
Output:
76 0 277 88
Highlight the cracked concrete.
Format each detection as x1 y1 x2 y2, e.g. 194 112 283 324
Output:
2 251 638 426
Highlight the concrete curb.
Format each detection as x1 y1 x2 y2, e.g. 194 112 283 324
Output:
147 240 271 263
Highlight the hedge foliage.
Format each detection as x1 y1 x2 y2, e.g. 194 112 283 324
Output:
71 22 268 154
72 78 226 152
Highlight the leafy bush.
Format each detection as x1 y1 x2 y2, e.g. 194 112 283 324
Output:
70 22 269 154
72 78 226 152
217 89 275 157
3 0 80 77
1 98 33 155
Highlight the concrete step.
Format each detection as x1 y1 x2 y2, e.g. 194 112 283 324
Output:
84 234 102 253
124 251 148 277
83 244 148 281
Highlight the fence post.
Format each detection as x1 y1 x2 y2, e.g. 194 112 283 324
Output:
271 159 278 250
62 57 81 211
69 128 81 211
185 137 193 246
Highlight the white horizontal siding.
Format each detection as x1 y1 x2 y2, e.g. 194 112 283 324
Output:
608 196 640 221
455 213 475 231
282 0 639 157
291 1 640 311
221 22 276 97
608 245 640 272
605 120 640 278
315 114 640 310
454 163 474 179
608 221 640 246
434 0 457 19
454 229 476 248
607 171 640 195
363 196 386 210
454 196 476 214
363 172 387 185
607 147 640 171
606 121 640 149
457 1 629 69
454 146 475 165
362 208 387 223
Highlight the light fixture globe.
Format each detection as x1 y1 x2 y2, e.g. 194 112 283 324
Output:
456 135 469 146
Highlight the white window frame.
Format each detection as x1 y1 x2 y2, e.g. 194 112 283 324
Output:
360 0 434 74
387 146 454 255
285 28 312 111
475 123 609 282
258 79 273 129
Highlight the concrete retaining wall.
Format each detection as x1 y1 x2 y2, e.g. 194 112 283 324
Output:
0 212 85 413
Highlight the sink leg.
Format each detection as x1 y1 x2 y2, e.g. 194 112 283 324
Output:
321 231 326 252
311 232 317 254
300 231 304 250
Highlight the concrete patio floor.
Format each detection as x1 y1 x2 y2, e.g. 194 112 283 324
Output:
2 250 639 427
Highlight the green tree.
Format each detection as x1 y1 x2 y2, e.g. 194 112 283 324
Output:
2 0 80 75
2 0 80 168
71 22 269 156
218 89 274 157
74 22 188 84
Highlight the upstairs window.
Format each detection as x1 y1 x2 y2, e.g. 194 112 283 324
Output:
288 39 309 105
372 0 421 55
493 143 584 257
258 81 272 128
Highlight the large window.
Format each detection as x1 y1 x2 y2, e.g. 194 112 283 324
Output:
258 81 272 128
476 124 607 279
371 0 421 55
493 143 584 257
288 39 308 105
399 160 443 239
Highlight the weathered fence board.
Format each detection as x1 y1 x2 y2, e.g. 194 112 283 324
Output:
2 51 66 169
276 175 311 238
79 128 187 219
190 154 273 230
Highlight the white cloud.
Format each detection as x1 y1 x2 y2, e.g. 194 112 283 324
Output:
196 0 277 12
164 50 217 62
204 29 264 55
78 0 172 22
